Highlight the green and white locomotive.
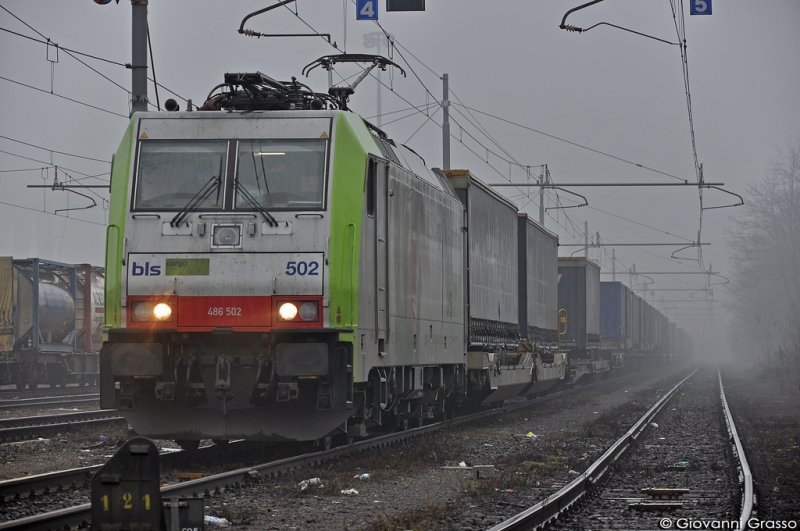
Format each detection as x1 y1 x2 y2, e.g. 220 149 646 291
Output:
99 64 480 447
100 57 590 449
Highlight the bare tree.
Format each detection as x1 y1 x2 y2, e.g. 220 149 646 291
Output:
727 141 800 388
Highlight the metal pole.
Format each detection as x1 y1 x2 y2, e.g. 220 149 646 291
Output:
612 249 616 281
539 165 546 226
584 221 588 258
376 38 382 128
131 0 149 115
442 73 450 170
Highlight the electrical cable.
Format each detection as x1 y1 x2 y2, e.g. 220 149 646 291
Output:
450 103 687 182
0 11 130 95
0 135 110 164
0 200 106 226
0 150 110 182
0 75 128 118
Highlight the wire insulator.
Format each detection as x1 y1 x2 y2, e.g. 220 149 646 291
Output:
560 24 583 33
241 29 258 37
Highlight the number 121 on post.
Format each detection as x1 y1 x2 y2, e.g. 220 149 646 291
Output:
357 0 378 20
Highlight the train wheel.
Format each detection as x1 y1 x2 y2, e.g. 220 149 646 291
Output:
318 436 333 451
13 368 27 391
176 440 200 451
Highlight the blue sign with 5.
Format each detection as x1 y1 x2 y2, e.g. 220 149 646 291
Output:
690 0 712 15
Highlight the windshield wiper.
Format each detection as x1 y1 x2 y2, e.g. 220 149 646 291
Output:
233 178 278 227
170 175 222 227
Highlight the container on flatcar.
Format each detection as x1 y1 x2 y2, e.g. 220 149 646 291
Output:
668 322 677 357
517 214 559 346
516 214 566 395
0 257 12 352
630 292 643 352
557 257 601 357
444 170 519 349
600 281 629 368
600 281 628 347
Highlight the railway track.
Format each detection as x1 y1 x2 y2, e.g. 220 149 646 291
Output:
488 365 753 531
0 411 123 442
0 395 100 412
0 387 99 400
0 374 617 531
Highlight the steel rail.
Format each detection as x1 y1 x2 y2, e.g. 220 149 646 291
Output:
0 394 99 411
0 412 124 442
718 367 754 527
487 367 700 531
0 466 101 502
0 369 676 530
0 411 120 430
0 379 605 531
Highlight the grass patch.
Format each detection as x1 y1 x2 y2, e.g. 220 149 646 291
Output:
522 455 569 480
368 500 461 531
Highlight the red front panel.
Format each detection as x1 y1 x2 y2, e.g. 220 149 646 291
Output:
177 296 272 328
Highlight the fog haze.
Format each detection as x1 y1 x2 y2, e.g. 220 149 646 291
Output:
1 1 799 354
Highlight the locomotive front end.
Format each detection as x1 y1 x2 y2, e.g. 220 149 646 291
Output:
101 111 358 445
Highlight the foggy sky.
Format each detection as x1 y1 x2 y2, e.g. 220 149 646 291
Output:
1 1 798 347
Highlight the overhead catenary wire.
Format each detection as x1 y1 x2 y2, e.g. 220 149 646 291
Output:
0 135 110 164
0 75 128 118
0 11 191 109
0 199 106 227
1 2 720 314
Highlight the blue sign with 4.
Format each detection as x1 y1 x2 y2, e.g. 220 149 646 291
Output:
690 0 712 15
357 0 378 20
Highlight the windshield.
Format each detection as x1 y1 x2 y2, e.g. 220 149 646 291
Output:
134 141 226 210
235 140 327 211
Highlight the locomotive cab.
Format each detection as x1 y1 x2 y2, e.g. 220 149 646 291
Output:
101 111 359 443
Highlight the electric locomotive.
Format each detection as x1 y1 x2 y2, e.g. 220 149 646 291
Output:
100 62 467 447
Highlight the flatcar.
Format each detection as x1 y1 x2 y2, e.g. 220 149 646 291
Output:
0 257 104 389
99 61 687 447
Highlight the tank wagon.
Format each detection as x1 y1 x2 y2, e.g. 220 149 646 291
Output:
0 257 104 389
99 65 574 447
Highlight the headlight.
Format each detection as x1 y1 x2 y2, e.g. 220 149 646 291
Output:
153 303 172 321
278 302 298 320
212 224 241 247
276 300 320 323
299 302 317 321
132 301 154 322
131 300 173 323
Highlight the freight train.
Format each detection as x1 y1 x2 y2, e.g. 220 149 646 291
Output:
98 60 688 448
600 280 693 367
0 257 104 389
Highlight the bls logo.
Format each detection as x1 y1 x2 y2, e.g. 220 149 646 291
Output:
131 261 161 276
